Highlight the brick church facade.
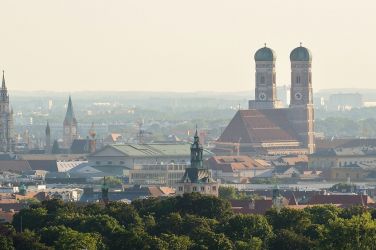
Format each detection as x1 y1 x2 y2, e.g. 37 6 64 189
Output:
216 44 315 156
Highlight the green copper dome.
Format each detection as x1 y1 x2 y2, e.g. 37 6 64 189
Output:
290 45 312 61
254 46 276 61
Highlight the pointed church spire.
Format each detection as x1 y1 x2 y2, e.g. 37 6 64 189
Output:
2 70 6 89
64 95 77 124
45 121 50 136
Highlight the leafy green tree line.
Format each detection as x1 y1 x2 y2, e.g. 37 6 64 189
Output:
2 193 376 249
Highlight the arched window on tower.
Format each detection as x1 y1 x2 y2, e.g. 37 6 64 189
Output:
260 76 265 84
309 73 312 84
273 73 276 84
296 75 301 84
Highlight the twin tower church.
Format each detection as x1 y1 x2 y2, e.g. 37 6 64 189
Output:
216 44 315 155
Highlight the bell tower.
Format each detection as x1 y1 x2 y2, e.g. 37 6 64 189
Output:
63 96 78 149
249 44 278 109
0 71 13 152
289 44 315 153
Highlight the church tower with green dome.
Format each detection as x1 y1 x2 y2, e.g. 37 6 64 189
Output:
288 43 315 153
176 128 219 197
249 44 282 109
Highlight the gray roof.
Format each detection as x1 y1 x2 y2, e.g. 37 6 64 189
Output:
94 143 213 158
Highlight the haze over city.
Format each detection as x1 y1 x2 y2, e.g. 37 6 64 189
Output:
1 0 375 92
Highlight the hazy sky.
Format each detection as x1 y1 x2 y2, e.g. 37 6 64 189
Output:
1 0 375 92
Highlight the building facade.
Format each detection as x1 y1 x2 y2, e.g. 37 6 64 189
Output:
0 71 13 152
216 44 315 155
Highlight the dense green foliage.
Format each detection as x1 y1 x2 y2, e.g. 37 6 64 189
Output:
3 193 376 249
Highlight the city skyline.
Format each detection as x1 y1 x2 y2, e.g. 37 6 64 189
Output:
0 0 375 92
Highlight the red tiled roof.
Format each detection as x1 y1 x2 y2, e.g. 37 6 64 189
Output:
217 109 300 144
207 156 270 173
307 194 374 206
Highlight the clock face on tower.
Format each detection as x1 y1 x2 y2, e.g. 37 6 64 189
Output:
294 92 303 101
258 92 266 101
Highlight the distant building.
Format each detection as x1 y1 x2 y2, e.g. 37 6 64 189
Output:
310 139 376 169
63 96 78 149
176 129 219 196
328 93 363 111
89 143 213 170
207 155 273 183
0 71 14 152
129 162 187 186
216 45 315 155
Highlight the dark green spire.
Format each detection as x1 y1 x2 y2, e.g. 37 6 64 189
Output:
101 176 109 204
45 121 50 136
190 126 203 168
64 96 77 124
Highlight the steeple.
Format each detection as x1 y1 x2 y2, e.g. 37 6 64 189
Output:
64 96 77 124
2 70 6 89
45 121 50 136
0 70 8 103
101 176 109 204
191 126 203 169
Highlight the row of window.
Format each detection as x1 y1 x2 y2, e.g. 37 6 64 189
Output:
96 161 125 165
178 186 217 192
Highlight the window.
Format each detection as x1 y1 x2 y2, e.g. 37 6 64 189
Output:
193 187 197 191
212 186 217 191
260 76 265 84
201 187 205 191
178 186 183 191
107 161 112 165
120 161 125 165
296 76 301 84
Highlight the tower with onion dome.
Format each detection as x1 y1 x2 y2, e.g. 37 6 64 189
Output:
288 43 315 153
249 44 282 109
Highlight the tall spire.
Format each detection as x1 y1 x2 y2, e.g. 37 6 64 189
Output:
45 121 50 136
191 126 203 168
2 71 5 89
64 96 77 124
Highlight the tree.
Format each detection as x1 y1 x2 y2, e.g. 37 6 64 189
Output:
12 207 48 232
321 212 376 250
54 228 104 250
12 230 50 250
266 208 311 233
304 205 340 225
270 229 317 250
160 234 192 250
104 202 142 228
218 186 237 200
222 214 273 242
0 235 14 250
